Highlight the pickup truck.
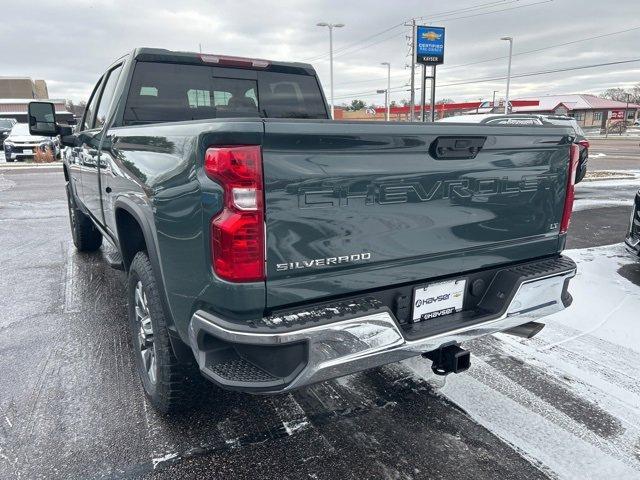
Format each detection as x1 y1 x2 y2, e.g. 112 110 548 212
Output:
28 48 578 413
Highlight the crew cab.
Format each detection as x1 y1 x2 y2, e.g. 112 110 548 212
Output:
28 48 578 413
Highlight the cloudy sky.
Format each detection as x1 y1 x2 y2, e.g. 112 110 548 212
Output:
3 0 640 106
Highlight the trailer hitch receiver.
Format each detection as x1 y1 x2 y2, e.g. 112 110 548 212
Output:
423 344 471 376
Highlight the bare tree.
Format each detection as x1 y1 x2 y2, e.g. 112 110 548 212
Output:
600 85 640 103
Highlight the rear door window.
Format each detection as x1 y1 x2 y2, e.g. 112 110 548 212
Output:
94 64 123 129
82 77 104 131
123 62 327 125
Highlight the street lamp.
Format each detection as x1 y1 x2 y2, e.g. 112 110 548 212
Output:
501 36 513 115
317 22 345 119
376 89 387 119
381 62 391 121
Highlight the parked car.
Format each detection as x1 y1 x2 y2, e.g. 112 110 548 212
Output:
0 118 17 147
441 114 589 182
29 48 578 414
3 123 60 162
626 190 640 256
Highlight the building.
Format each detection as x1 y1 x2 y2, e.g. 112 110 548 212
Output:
334 100 540 121
0 99 74 124
512 94 640 129
0 77 49 99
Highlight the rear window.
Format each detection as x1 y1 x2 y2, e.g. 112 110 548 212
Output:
122 62 327 125
0 119 14 129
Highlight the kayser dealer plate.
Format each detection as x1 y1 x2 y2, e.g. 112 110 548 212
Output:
412 279 466 321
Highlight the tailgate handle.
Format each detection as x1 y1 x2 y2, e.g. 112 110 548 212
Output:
430 136 486 160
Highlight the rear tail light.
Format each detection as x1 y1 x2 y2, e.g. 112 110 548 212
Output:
560 144 580 234
578 139 589 150
205 145 264 282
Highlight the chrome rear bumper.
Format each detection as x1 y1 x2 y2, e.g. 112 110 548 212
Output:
189 260 576 393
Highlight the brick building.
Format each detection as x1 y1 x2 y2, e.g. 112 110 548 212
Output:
0 77 49 99
512 94 639 128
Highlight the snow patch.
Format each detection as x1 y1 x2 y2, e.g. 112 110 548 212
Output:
405 243 640 479
572 198 633 211
151 452 179 469
283 419 310 436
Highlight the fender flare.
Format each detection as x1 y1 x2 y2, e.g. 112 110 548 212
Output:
113 197 194 362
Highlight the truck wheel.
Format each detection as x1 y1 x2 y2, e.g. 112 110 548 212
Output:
128 251 195 413
66 182 102 251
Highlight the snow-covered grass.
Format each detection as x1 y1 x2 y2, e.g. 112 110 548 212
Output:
404 243 640 479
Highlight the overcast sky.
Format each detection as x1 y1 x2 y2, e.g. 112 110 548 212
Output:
3 0 639 106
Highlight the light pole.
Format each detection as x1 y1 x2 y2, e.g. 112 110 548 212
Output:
317 22 345 119
492 90 499 111
501 36 513 114
381 62 391 121
376 89 387 119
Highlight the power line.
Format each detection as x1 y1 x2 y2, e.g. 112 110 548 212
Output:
332 58 640 100
439 24 640 72
332 23 640 88
322 0 552 62
303 0 521 62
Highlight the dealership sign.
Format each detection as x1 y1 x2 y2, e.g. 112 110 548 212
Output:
609 110 625 120
416 26 445 65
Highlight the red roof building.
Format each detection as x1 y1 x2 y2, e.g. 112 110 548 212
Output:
512 94 640 128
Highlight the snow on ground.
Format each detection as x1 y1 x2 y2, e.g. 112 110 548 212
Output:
404 243 640 479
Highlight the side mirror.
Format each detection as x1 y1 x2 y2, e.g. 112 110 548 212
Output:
28 102 58 136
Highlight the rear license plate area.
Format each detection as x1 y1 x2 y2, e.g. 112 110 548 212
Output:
412 278 466 322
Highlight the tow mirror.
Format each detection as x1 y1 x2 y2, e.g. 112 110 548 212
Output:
28 102 58 136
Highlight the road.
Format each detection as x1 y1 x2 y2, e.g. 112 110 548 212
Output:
0 150 639 479
587 137 640 171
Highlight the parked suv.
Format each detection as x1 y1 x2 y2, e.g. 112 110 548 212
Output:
0 118 17 147
29 48 578 413
3 123 59 162
626 190 640 256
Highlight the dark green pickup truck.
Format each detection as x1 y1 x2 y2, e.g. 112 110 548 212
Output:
29 48 578 413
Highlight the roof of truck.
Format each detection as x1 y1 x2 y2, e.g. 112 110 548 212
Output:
131 47 316 73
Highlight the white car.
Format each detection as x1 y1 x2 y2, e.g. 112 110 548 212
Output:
2 123 60 162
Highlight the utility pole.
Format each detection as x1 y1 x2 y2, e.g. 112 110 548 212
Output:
381 62 391 121
624 92 631 134
420 64 426 122
317 22 345 119
492 90 498 110
501 36 513 114
409 18 416 121
430 66 436 122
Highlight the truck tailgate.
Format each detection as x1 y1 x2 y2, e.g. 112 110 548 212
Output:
262 120 573 308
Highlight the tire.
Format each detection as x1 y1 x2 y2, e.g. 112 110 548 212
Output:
66 182 102 251
128 251 196 413
6 158 15 162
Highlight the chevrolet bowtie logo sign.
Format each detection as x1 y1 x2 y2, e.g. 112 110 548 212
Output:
422 31 442 41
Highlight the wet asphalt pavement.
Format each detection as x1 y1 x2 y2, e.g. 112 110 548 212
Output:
0 158 638 479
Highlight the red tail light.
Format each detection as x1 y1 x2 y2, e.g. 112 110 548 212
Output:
560 144 580 234
205 146 264 282
578 139 589 150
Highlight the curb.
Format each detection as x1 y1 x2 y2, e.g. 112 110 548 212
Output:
0 162 62 169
